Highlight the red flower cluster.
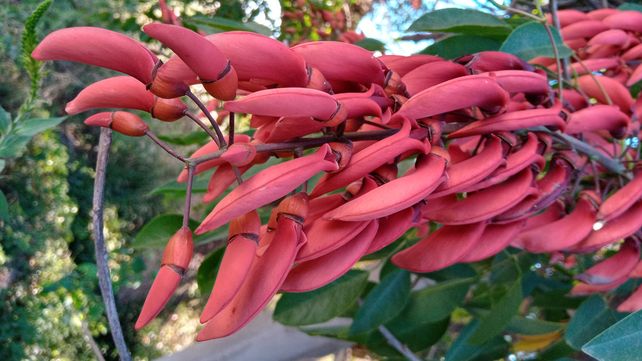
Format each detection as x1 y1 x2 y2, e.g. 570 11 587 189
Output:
32 8 642 341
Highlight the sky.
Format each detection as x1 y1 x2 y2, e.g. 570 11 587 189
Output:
357 0 509 55
253 0 510 55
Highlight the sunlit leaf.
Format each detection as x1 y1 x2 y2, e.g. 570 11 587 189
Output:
566 296 625 350
408 8 510 37
582 309 642 361
500 22 572 60
14 116 66 137
420 35 501 59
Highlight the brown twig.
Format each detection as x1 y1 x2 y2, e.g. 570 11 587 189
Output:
183 164 195 228
185 111 223 148
91 128 131 361
228 112 235 145
536 0 565 104
189 128 403 165
532 126 631 178
145 131 186 162
549 0 571 82
571 54 614 105
185 89 227 147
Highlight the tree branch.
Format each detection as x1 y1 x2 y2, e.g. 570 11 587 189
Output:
91 128 132 361
532 126 631 179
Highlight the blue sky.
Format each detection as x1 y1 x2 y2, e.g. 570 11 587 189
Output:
357 0 509 55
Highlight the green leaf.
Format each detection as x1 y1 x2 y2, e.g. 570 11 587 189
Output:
566 295 625 350
537 340 576 361
132 214 227 249
420 35 501 59
0 190 8 221
354 38 386 52
506 316 564 335
0 106 11 134
445 319 509 361
196 247 225 296
618 3 642 12
133 214 193 248
0 135 32 158
469 279 523 344
274 270 369 326
350 270 411 335
582 309 642 361
408 8 510 37
186 15 272 36
423 263 478 281
500 22 572 61
385 316 450 352
14 117 66 137
389 277 475 326
148 174 210 196
157 131 209 146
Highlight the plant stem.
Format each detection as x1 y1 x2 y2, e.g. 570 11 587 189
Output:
91 128 131 361
488 0 543 21
532 126 631 178
536 0 564 104
185 111 222 148
228 112 235 145
571 54 614 105
378 325 424 361
185 90 227 147
190 128 403 165
145 131 186 162
549 0 571 82
183 164 194 228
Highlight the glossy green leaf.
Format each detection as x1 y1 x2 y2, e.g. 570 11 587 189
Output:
536 340 576 361
350 270 411 335
408 8 510 36
500 22 572 60
390 316 450 352
133 214 195 248
582 309 642 361
14 116 66 137
157 131 209 146
148 174 210 196
0 106 11 134
445 319 509 361
274 270 369 326
420 35 501 59
187 15 271 36
469 279 523 344
354 38 385 52
132 214 227 249
196 247 225 296
300 322 351 339
424 263 478 281
618 3 642 12
566 296 625 350
389 277 475 326
0 189 8 221
0 135 31 158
